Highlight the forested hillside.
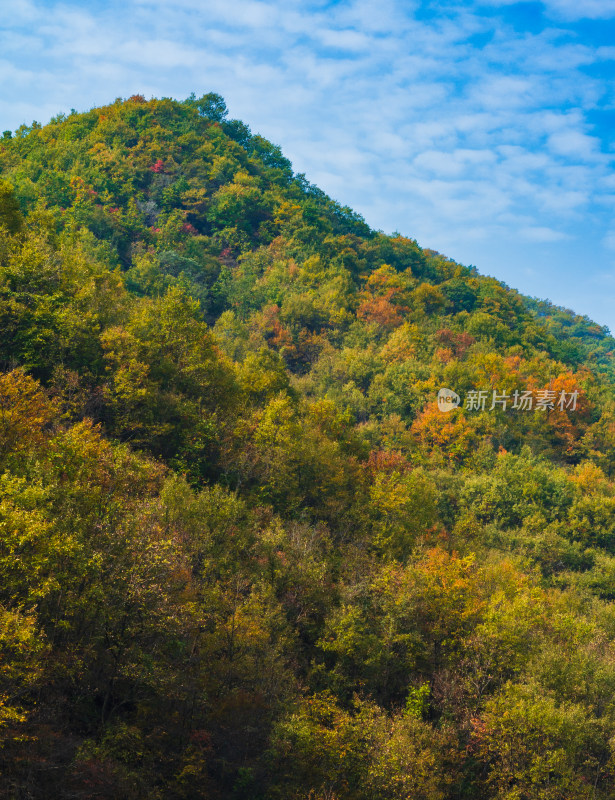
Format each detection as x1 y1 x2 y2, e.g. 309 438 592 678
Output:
2 93 615 799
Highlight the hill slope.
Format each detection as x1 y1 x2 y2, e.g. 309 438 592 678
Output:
1 94 615 799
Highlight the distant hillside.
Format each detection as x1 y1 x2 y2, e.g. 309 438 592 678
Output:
2 95 615 800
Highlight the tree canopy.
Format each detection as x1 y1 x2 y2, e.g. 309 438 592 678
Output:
1 94 615 799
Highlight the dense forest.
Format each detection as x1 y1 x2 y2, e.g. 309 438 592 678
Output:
2 93 615 799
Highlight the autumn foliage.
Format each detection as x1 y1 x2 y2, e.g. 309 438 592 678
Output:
0 95 614 798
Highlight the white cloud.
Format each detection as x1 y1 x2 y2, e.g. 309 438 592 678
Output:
543 0 615 20
518 225 570 242
315 27 372 51
481 0 615 20
2 0 39 23
548 130 601 159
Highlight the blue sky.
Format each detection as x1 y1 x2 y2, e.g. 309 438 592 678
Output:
3 0 615 330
